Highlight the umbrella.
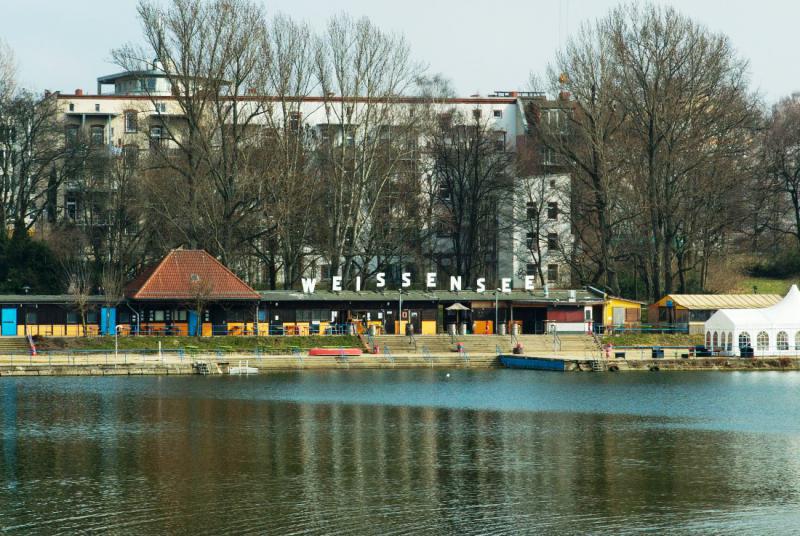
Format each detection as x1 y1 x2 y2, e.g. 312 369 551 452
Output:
446 303 470 330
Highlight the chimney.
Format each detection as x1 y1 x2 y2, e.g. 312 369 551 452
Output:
75 89 84 96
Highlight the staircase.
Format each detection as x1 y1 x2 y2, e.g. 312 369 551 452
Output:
371 334 513 356
0 337 30 356
513 334 601 358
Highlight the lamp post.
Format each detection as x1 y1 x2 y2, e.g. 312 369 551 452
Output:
115 324 122 361
398 289 403 336
494 289 499 334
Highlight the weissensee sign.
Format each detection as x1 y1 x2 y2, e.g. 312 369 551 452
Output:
300 273 539 294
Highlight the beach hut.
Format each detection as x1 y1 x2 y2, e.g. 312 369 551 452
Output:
704 285 800 356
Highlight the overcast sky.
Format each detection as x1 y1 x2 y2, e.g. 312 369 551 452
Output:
4 0 796 104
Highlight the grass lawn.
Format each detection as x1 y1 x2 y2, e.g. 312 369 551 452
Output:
730 277 796 296
601 333 704 347
34 335 363 353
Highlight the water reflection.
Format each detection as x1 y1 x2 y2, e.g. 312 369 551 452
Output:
1 373 800 534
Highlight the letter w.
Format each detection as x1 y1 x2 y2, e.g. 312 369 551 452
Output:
301 278 317 294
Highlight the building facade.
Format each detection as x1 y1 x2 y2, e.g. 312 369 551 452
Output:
45 65 574 290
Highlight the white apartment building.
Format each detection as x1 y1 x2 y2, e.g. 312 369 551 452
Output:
52 65 573 288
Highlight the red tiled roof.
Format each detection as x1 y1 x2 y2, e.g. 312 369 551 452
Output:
125 250 259 300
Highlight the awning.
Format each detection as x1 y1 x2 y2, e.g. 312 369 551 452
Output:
446 303 470 311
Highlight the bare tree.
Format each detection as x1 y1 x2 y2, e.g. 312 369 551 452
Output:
0 39 16 103
762 94 800 248
427 110 514 284
189 275 213 336
608 3 758 299
255 15 324 289
528 19 630 294
0 90 68 239
66 261 92 337
112 0 271 267
314 14 424 287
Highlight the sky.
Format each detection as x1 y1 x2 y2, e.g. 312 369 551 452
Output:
3 0 797 104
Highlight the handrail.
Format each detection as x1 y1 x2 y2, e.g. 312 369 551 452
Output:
552 329 562 352
591 331 603 358
383 344 395 363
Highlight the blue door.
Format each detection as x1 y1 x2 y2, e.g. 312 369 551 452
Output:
1 308 17 336
188 310 198 336
100 307 117 336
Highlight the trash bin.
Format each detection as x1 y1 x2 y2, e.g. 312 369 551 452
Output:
447 324 456 336
459 323 468 336
511 323 520 336
498 323 507 336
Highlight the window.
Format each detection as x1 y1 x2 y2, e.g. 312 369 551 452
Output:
66 311 78 324
65 125 79 147
321 264 332 280
547 264 559 283
526 232 536 250
118 310 130 324
90 125 104 145
94 103 100 112
25 311 37 325
547 202 559 220
796 331 800 351
65 194 77 220
549 179 556 188
712 332 718 350
738 332 750 348
147 78 156 91
547 233 558 250
493 110 502 118
706 331 711 348
174 310 187 322
149 126 162 149
86 310 98 323
777 331 789 351
727 332 733 351
289 112 301 132
154 310 165 322
123 145 139 168
125 111 138 133
756 331 769 351
526 201 537 220
154 102 166 113
526 263 537 276
541 147 555 165
494 131 506 151
69 103 75 112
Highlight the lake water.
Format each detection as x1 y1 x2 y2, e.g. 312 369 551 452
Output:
2 370 800 534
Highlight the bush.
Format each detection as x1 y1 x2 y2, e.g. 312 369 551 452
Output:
748 248 800 279
0 236 61 293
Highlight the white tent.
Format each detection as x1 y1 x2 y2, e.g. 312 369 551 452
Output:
704 285 800 356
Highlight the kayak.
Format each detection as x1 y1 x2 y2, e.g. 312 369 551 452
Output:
308 347 362 356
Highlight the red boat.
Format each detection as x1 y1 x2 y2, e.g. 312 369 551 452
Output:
308 348 363 356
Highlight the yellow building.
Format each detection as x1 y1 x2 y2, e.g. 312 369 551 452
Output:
602 296 644 329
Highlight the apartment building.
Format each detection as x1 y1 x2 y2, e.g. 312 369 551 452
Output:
50 64 573 288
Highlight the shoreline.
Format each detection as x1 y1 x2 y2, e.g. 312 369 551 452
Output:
2 353 800 376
